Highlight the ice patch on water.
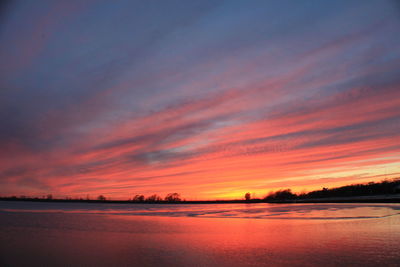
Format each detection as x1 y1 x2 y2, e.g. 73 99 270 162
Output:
0 201 399 220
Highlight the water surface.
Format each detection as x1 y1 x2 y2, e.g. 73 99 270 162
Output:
1 201 399 266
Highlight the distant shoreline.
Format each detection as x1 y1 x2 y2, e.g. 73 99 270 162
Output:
1 194 400 204
2 179 399 204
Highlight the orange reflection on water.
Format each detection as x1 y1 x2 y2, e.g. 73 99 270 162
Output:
1 203 400 266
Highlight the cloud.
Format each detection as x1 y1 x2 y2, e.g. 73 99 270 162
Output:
0 0 399 199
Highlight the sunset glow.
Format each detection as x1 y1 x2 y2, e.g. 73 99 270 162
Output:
1 0 399 200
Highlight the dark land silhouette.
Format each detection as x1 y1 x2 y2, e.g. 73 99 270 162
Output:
1 179 400 204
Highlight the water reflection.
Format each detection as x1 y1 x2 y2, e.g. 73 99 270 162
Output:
0 202 399 266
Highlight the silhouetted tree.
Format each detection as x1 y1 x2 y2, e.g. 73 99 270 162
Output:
46 194 53 200
132 194 145 202
395 184 400 193
265 189 296 201
146 194 162 202
244 192 251 201
97 195 106 201
165 193 181 202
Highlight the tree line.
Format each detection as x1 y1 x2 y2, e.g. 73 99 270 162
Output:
1 179 399 203
262 178 400 201
0 192 183 203
94 192 182 203
129 193 181 203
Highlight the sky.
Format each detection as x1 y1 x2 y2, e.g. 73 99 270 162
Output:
0 0 400 200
